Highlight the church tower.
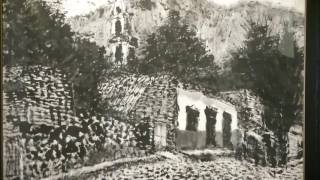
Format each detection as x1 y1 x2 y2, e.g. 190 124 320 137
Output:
109 0 138 66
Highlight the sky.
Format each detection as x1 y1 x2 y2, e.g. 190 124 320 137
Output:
52 0 305 17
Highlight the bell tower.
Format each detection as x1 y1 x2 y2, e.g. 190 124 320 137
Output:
109 0 138 66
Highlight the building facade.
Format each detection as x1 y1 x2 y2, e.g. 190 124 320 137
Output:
99 74 247 151
176 88 240 150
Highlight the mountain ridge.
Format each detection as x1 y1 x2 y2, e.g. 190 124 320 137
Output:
67 0 304 65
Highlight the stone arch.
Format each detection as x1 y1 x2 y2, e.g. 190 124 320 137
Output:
127 47 136 62
130 37 139 47
185 106 199 131
116 6 122 14
115 19 122 36
115 44 123 63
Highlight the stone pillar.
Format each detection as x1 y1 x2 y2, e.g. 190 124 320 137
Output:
231 113 237 130
111 19 116 35
198 109 206 131
230 112 240 149
205 107 217 146
215 109 223 147
121 17 125 34
122 42 129 64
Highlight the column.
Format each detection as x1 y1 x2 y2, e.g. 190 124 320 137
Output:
215 109 223 132
215 109 223 147
198 109 206 131
230 111 239 149
177 106 186 131
121 16 125 33
231 112 238 131
111 19 116 35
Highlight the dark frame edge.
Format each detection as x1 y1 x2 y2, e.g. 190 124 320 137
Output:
1 0 4 179
305 0 320 179
0 0 318 179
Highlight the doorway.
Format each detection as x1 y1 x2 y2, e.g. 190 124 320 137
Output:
185 106 199 131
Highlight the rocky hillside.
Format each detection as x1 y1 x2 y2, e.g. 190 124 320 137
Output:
67 0 304 65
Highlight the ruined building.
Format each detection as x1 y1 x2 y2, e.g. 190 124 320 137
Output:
99 74 263 152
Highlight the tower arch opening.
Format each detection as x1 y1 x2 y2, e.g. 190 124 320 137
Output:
115 44 123 64
115 19 122 36
116 6 121 14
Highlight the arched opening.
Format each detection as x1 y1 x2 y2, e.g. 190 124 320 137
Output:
130 37 139 47
115 20 122 36
127 47 136 62
205 106 217 146
222 112 233 149
115 44 123 63
185 106 199 131
116 6 121 14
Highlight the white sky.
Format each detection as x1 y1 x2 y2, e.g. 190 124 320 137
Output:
52 0 305 17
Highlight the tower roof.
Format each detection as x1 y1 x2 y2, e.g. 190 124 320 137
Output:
113 0 126 15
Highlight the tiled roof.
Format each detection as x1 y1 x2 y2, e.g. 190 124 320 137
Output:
99 73 178 123
99 74 153 114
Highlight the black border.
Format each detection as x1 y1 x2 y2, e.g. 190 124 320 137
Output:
305 0 320 179
1 0 4 179
1 0 319 179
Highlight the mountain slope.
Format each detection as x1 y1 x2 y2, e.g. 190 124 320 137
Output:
67 0 304 65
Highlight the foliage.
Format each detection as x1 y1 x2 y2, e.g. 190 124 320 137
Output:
3 0 108 113
230 21 303 132
135 10 220 92
229 20 304 165
139 0 156 11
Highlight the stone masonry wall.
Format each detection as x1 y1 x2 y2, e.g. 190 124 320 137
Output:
99 73 178 151
3 66 144 179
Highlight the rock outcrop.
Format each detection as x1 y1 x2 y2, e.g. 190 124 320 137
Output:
67 0 304 65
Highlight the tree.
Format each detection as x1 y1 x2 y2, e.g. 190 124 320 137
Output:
3 0 75 67
230 20 304 165
3 0 109 114
136 10 220 92
139 0 156 11
138 10 214 73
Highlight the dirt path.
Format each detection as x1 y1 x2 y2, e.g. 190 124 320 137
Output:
73 152 303 180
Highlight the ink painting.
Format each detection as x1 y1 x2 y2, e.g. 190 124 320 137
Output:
3 0 304 179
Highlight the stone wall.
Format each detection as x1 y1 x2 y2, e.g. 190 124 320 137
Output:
217 89 264 131
218 90 303 164
99 73 178 151
3 66 145 179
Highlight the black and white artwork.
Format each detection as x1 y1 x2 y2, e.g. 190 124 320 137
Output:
3 0 304 179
